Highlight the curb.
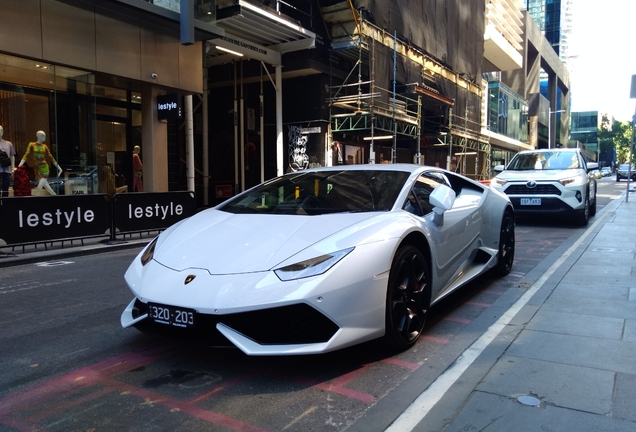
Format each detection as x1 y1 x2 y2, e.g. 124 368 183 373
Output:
0 238 150 268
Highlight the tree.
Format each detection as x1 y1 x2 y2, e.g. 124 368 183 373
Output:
598 115 632 165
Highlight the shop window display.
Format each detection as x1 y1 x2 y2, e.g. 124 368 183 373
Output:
0 53 141 196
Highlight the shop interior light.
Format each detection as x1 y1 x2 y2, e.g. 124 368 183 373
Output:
455 152 477 155
215 46 243 57
363 135 393 140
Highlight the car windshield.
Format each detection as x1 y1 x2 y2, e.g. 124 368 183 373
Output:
219 170 410 215
506 151 580 171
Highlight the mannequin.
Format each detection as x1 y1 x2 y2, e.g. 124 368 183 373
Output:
0 125 16 198
132 145 143 192
18 131 63 196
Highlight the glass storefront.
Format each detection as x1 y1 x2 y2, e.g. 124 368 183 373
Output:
488 82 528 143
0 53 141 196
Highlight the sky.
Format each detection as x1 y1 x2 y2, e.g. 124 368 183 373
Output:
568 0 636 122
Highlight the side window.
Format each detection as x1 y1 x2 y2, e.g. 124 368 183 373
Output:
403 173 445 216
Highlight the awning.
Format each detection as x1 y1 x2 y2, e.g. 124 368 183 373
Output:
207 0 316 66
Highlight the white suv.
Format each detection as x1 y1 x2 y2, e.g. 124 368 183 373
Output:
491 148 598 225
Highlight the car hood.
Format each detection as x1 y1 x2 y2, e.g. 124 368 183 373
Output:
153 209 375 274
495 169 585 181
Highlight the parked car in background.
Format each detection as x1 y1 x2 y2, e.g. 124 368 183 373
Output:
600 167 611 177
491 148 597 226
616 164 636 182
592 169 602 179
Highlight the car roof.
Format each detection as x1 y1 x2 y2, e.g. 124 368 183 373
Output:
301 163 433 174
516 148 579 155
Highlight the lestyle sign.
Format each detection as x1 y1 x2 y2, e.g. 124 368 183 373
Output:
0 195 112 245
157 94 181 120
112 191 196 233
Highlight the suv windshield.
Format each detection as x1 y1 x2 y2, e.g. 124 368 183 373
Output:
219 170 410 215
507 151 580 171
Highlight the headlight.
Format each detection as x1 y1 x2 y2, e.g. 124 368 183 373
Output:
140 237 158 266
274 247 354 281
559 177 578 186
492 177 507 187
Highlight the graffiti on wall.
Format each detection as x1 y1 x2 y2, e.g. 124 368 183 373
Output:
288 125 309 172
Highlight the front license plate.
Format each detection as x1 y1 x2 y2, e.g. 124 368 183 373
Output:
148 303 196 328
520 198 541 206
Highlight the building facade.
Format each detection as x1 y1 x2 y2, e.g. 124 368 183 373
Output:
0 0 219 197
0 0 572 209
570 111 599 161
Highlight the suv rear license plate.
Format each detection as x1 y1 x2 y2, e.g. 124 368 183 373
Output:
520 198 541 205
148 303 196 328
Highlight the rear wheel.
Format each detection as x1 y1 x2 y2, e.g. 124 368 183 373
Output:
495 209 515 276
384 245 430 351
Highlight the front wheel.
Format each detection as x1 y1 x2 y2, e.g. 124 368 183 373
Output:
384 245 430 351
577 194 590 226
494 209 515 276
590 192 597 216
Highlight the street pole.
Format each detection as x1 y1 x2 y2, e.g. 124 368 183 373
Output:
627 75 636 202
627 110 634 202
548 111 551 149
548 109 565 149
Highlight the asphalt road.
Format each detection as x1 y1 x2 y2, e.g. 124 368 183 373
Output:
0 175 623 432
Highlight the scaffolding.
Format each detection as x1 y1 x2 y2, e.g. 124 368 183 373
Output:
327 33 422 164
322 1 491 179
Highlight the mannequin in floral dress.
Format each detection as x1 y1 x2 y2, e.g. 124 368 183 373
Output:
18 131 63 195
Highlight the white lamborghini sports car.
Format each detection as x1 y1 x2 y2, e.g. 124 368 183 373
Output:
121 164 515 356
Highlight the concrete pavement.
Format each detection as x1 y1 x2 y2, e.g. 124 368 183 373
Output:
1 194 635 431
386 193 636 431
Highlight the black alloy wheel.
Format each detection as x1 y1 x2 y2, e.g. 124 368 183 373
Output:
384 245 430 350
495 209 515 276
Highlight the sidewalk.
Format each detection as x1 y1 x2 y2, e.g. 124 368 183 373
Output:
384 193 636 431
0 231 155 268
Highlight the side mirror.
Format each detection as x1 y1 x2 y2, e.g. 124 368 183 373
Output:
587 162 598 171
430 184 456 226
493 165 505 172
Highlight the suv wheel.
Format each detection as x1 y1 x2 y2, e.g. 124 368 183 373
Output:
578 194 589 226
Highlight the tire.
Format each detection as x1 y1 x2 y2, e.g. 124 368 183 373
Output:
578 194 590 226
494 209 515 276
384 245 430 351
590 193 597 217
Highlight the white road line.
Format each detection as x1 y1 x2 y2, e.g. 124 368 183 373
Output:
0 279 77 294
385 198 620 431
35 261 75 267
